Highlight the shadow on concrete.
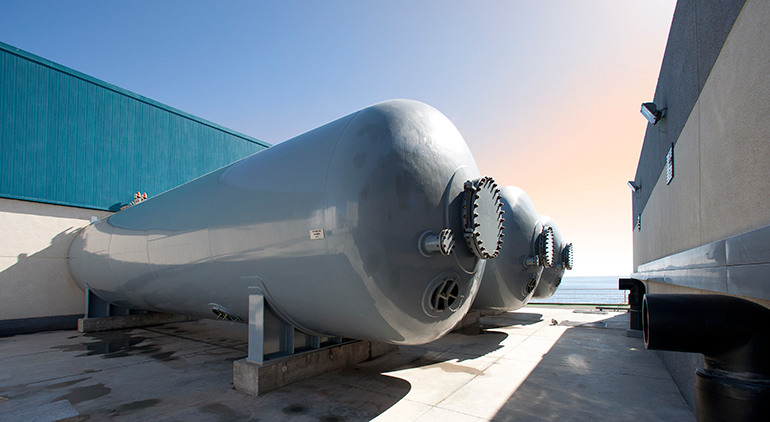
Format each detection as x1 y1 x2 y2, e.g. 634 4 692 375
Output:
481 311 544 329
397 312 539 366
183 318 415 422
489 312 695 422
404 329 510 367
307 360 413 420
342 313 535 384
0 227 85 336
6 318 413 422
15 309 697 421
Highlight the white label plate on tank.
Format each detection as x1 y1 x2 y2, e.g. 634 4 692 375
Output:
310 229 325 240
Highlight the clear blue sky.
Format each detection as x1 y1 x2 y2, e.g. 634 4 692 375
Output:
0 1 677 275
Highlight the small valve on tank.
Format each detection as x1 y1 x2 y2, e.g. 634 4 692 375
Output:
419 229 456 257
524 226 554 268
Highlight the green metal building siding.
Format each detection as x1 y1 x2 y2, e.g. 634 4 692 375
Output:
0 41 269 211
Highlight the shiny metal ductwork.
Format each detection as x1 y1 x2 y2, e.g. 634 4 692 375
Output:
643 294 770 422
471 186 545 311
68 100 504 345
531 216 573 300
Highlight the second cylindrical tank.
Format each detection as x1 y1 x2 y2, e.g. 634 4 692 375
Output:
532 216 573 300
472 186 544 311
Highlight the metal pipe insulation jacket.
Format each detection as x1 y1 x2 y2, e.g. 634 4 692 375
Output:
68 100 505 345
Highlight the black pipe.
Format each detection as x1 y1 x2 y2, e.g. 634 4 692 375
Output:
643 294 770 422
618 278 645 331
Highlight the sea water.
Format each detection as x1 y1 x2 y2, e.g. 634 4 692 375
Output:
529 275 627 305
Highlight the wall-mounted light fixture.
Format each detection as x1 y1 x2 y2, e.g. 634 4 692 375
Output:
627 181 641 193
641 102 665 125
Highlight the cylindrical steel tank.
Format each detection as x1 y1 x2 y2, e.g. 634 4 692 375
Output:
531 216 573 300
472 186 545 311
68 100 505 345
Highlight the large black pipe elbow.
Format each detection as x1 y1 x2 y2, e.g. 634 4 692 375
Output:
619 278 645 331
643 294 770 422
643 294 770 374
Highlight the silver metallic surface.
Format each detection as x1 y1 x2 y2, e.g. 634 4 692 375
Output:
472 186 543 311
68 100 493 345
633 223 770 301
532 216 571 300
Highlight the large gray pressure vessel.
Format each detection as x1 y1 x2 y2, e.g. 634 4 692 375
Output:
532 216 573 300
68 100 505 345
472 186 544 311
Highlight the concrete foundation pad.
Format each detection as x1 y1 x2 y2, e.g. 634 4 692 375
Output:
77 313 198 333
234 340 398 396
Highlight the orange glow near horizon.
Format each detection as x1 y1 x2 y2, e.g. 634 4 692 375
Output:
464 40 671 276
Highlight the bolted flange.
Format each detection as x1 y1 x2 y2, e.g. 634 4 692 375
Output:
461 176 505 260
563 242 574 270
539 226 555 268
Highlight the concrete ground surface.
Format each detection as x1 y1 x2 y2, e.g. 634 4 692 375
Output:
0 306 695 422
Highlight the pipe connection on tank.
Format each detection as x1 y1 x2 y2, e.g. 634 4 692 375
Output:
524 226 555 268
419 229 455 257
548 244 575 270
523 255 540 267
643 294 770 421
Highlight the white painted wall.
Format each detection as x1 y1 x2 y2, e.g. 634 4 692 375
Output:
0 198 111 321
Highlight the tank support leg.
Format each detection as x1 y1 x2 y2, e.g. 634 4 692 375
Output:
85 288 110 318
247 287 265 363
85 288 131 317
79 288 195 333
235 287 398 395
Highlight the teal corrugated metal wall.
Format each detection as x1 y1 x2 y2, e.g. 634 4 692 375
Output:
0 42 269 211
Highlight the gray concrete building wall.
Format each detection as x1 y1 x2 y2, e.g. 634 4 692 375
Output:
633 0 770 269
632 0 770 412
631 0 746 226
0 198 111 335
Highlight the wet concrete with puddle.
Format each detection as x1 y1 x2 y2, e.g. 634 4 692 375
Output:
0 307 695 421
